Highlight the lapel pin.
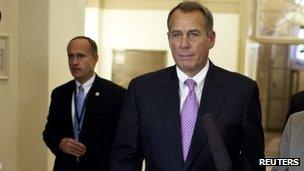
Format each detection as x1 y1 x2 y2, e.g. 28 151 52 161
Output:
95 92 100 97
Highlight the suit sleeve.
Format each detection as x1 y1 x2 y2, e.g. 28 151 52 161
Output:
111 79 143 171
242 82 265 171
42 90 65 156
272 116 292 171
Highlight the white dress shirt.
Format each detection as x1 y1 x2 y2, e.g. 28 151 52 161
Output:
71 74 95 125
176 60 209 112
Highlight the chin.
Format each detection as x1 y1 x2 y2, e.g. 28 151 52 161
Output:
179 63 194 70
73 74 82 80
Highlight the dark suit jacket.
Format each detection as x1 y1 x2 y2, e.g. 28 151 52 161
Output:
43 75 126 171
111 63 265 171
285 91 304 127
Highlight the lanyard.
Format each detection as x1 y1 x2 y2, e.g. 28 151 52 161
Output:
73 90 88 138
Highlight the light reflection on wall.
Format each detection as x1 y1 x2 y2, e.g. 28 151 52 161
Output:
296 27 304 60
294 0 304 60
85 7 99 41
295 0 304 6
85 6 99 72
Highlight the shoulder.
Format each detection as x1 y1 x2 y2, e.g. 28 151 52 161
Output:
129 66 175 89
283 111 304 145
94 75 126 93
211 64 256 87
288 111 304 127
51 80 75 94
134 66 174 82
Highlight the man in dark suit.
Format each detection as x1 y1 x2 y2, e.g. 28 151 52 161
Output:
284 91 304 127
43 36 126 171
111 1 264 170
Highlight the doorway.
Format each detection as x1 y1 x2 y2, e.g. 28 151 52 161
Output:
112 49 167 88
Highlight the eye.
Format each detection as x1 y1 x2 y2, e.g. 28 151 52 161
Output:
68 54 75 59
76 54 85 59
188 32 200 38
171 32 182 39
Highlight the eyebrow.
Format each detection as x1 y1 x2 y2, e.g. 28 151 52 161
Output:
170 29 201 33
67 52 85 56
188 29 201 33
170 30 182 34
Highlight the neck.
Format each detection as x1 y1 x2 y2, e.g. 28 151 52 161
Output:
76 73 95 84
184 67 203 78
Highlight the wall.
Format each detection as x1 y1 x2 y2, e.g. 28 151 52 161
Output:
49 0 85 90
17 0 85 170
100 9 239 80
17 0 49 170
47 0 85 169
100 9 171 79
211 13 239 71
0 0 18 170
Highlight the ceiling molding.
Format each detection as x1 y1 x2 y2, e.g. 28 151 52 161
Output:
101 0 239 13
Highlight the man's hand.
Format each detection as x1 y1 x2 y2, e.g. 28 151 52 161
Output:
59 138 86 157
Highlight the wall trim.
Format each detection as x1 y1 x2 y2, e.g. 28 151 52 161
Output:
101 0 239 13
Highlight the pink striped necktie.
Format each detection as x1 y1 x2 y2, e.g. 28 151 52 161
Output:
181 79 198 161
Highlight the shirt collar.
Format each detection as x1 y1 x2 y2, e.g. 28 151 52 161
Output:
75 74 96 93
176 60 209 86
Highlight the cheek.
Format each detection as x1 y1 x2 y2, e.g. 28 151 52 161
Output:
170 41 178 50
87 60 96 69
91 60 97 67
195 42 207 52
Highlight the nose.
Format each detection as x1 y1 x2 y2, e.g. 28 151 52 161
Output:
180 36 191 49
71 56 78 65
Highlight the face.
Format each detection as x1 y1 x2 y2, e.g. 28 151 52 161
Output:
168 9 215 77
67 38 98 84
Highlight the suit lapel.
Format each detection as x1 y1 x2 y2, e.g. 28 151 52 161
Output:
79 76 104 139
185 63 226 169
157 67 184 166
84 76 103 108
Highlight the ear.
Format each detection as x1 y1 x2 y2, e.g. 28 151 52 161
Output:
94 54 99 62
208 31 216 49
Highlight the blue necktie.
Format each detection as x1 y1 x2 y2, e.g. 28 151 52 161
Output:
76 85 84 118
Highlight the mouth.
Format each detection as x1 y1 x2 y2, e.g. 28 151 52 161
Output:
178 54 194 58
72 68 82 72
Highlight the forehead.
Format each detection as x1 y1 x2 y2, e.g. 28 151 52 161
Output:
170 10 205 30
67 39 91 51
